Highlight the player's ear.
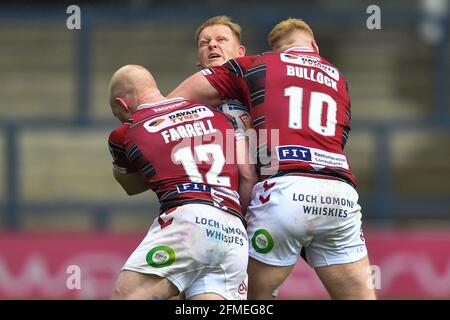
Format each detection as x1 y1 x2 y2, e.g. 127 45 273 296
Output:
114 97 129 112
312 40 319 54
238 45 246 57
113 97 132 122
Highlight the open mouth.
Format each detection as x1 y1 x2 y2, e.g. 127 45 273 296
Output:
208 53 221 59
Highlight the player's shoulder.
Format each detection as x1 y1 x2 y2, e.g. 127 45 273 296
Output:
177 99 208 109
234 53 262 61
317 54 350 91
169 99 225 124
229 54 264 68
108 121 132 143
133 98 193 118
173 99 215 115
299 51 348 86
312 53 346 79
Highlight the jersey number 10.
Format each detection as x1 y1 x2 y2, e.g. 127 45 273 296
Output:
285 86 337 136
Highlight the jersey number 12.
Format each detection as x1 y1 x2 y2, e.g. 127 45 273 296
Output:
173 144 231 187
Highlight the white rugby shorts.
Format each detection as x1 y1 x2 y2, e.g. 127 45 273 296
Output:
246 175 367 267
122 203 248 300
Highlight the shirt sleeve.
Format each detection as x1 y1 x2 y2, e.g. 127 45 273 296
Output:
202 57 251 104
108 125 138 174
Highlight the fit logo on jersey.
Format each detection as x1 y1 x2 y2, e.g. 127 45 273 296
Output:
144 106 214 133
280 53 339 81
277 145 349 170
177 183 211 193
177 183 240 205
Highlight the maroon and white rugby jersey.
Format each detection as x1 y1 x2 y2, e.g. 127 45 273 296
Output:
108 98 244 221
202 47 356 187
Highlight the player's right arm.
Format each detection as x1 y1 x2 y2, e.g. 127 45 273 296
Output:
112 170 149 196
168 71 224 107
108 125 150 196
169 57 250 110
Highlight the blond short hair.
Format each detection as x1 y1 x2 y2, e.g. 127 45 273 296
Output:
195 15 242 44
268 18 315 49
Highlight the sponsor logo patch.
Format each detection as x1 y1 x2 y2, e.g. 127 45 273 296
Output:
146 246 176 268
251 229 274 254
144 106 214 133
176 183 240 205
146 118 165 127
280 53 339 81
277 145 349 170
238 280 248 295
177 183 211 193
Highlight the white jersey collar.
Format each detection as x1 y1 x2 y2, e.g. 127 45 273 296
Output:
284 46 315 53
137 97 184 110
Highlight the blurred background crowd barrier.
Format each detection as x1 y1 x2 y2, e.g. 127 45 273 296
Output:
0 0 449 299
